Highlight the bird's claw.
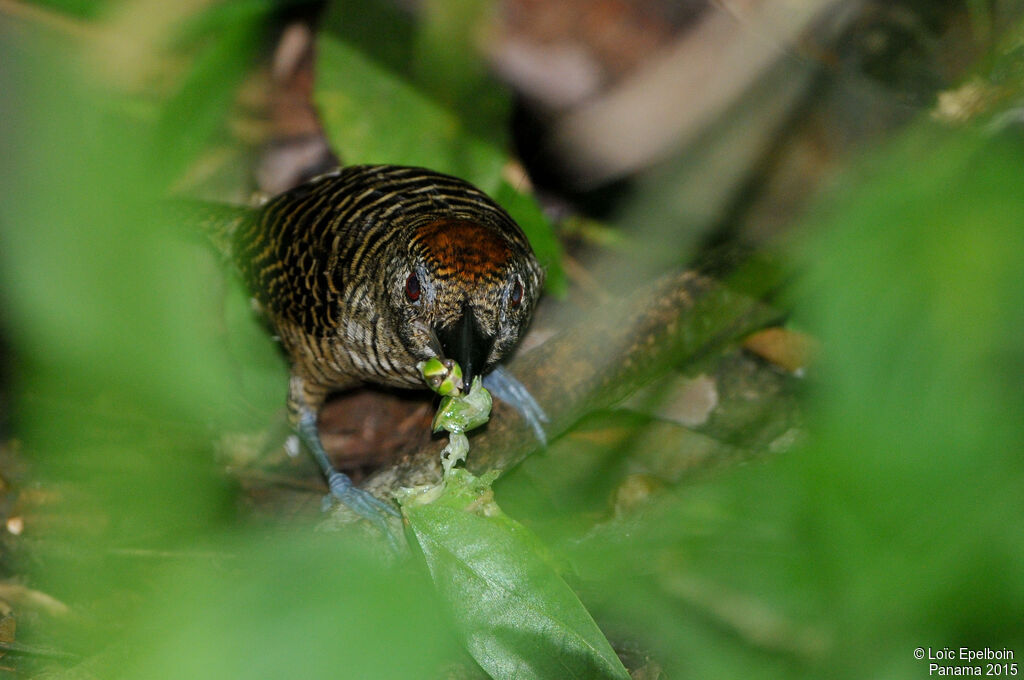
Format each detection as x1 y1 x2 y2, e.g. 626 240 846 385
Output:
323 470 400 521
322 471 404 551
483 365 548 445
297 408 400 530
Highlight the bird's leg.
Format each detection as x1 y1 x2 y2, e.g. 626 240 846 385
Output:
482 365 548 445
287 375 400 529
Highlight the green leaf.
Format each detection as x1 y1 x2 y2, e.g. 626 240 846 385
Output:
315 33 506 193
314 8 566 294
493 180 568 297
410 0 510 145
404 470 630 680
152 10 267 187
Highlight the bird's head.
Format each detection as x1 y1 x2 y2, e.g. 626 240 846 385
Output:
386 216 543 387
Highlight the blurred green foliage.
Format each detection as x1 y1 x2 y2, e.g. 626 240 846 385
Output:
315 0 567 296
498 116 1024 678
154 0 273 186
1 1 1022 679
22 0 106 19
111 532 462 679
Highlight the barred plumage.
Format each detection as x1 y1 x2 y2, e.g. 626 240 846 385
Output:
230 165 542 396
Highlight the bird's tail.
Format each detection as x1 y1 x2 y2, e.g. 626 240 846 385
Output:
166 199 251 259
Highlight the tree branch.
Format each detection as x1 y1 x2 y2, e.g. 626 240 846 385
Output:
364 272 783 497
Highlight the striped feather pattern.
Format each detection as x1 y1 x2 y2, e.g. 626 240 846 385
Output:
224 165 543 402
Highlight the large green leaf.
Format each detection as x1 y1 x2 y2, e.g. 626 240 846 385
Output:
403 471 630 680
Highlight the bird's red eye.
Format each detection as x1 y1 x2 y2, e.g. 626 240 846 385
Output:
405 273 421 302
510 280 523 308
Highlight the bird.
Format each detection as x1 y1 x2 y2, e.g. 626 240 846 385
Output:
193 164 547 527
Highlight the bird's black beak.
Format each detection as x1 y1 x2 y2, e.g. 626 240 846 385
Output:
435 307 493 389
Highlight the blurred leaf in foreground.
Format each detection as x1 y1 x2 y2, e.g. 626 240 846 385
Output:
785 120 1024 677
1 17 249 542
110 532 460 680
1 4 316 672
498 117 1024 677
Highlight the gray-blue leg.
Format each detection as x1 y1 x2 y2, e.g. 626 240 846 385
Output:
296 410 400 528
483 365 549 445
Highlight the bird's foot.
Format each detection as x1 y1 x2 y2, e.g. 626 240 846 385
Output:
322 470 403 550
322 470 400 520
292 383 402 548
483 365 549 445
